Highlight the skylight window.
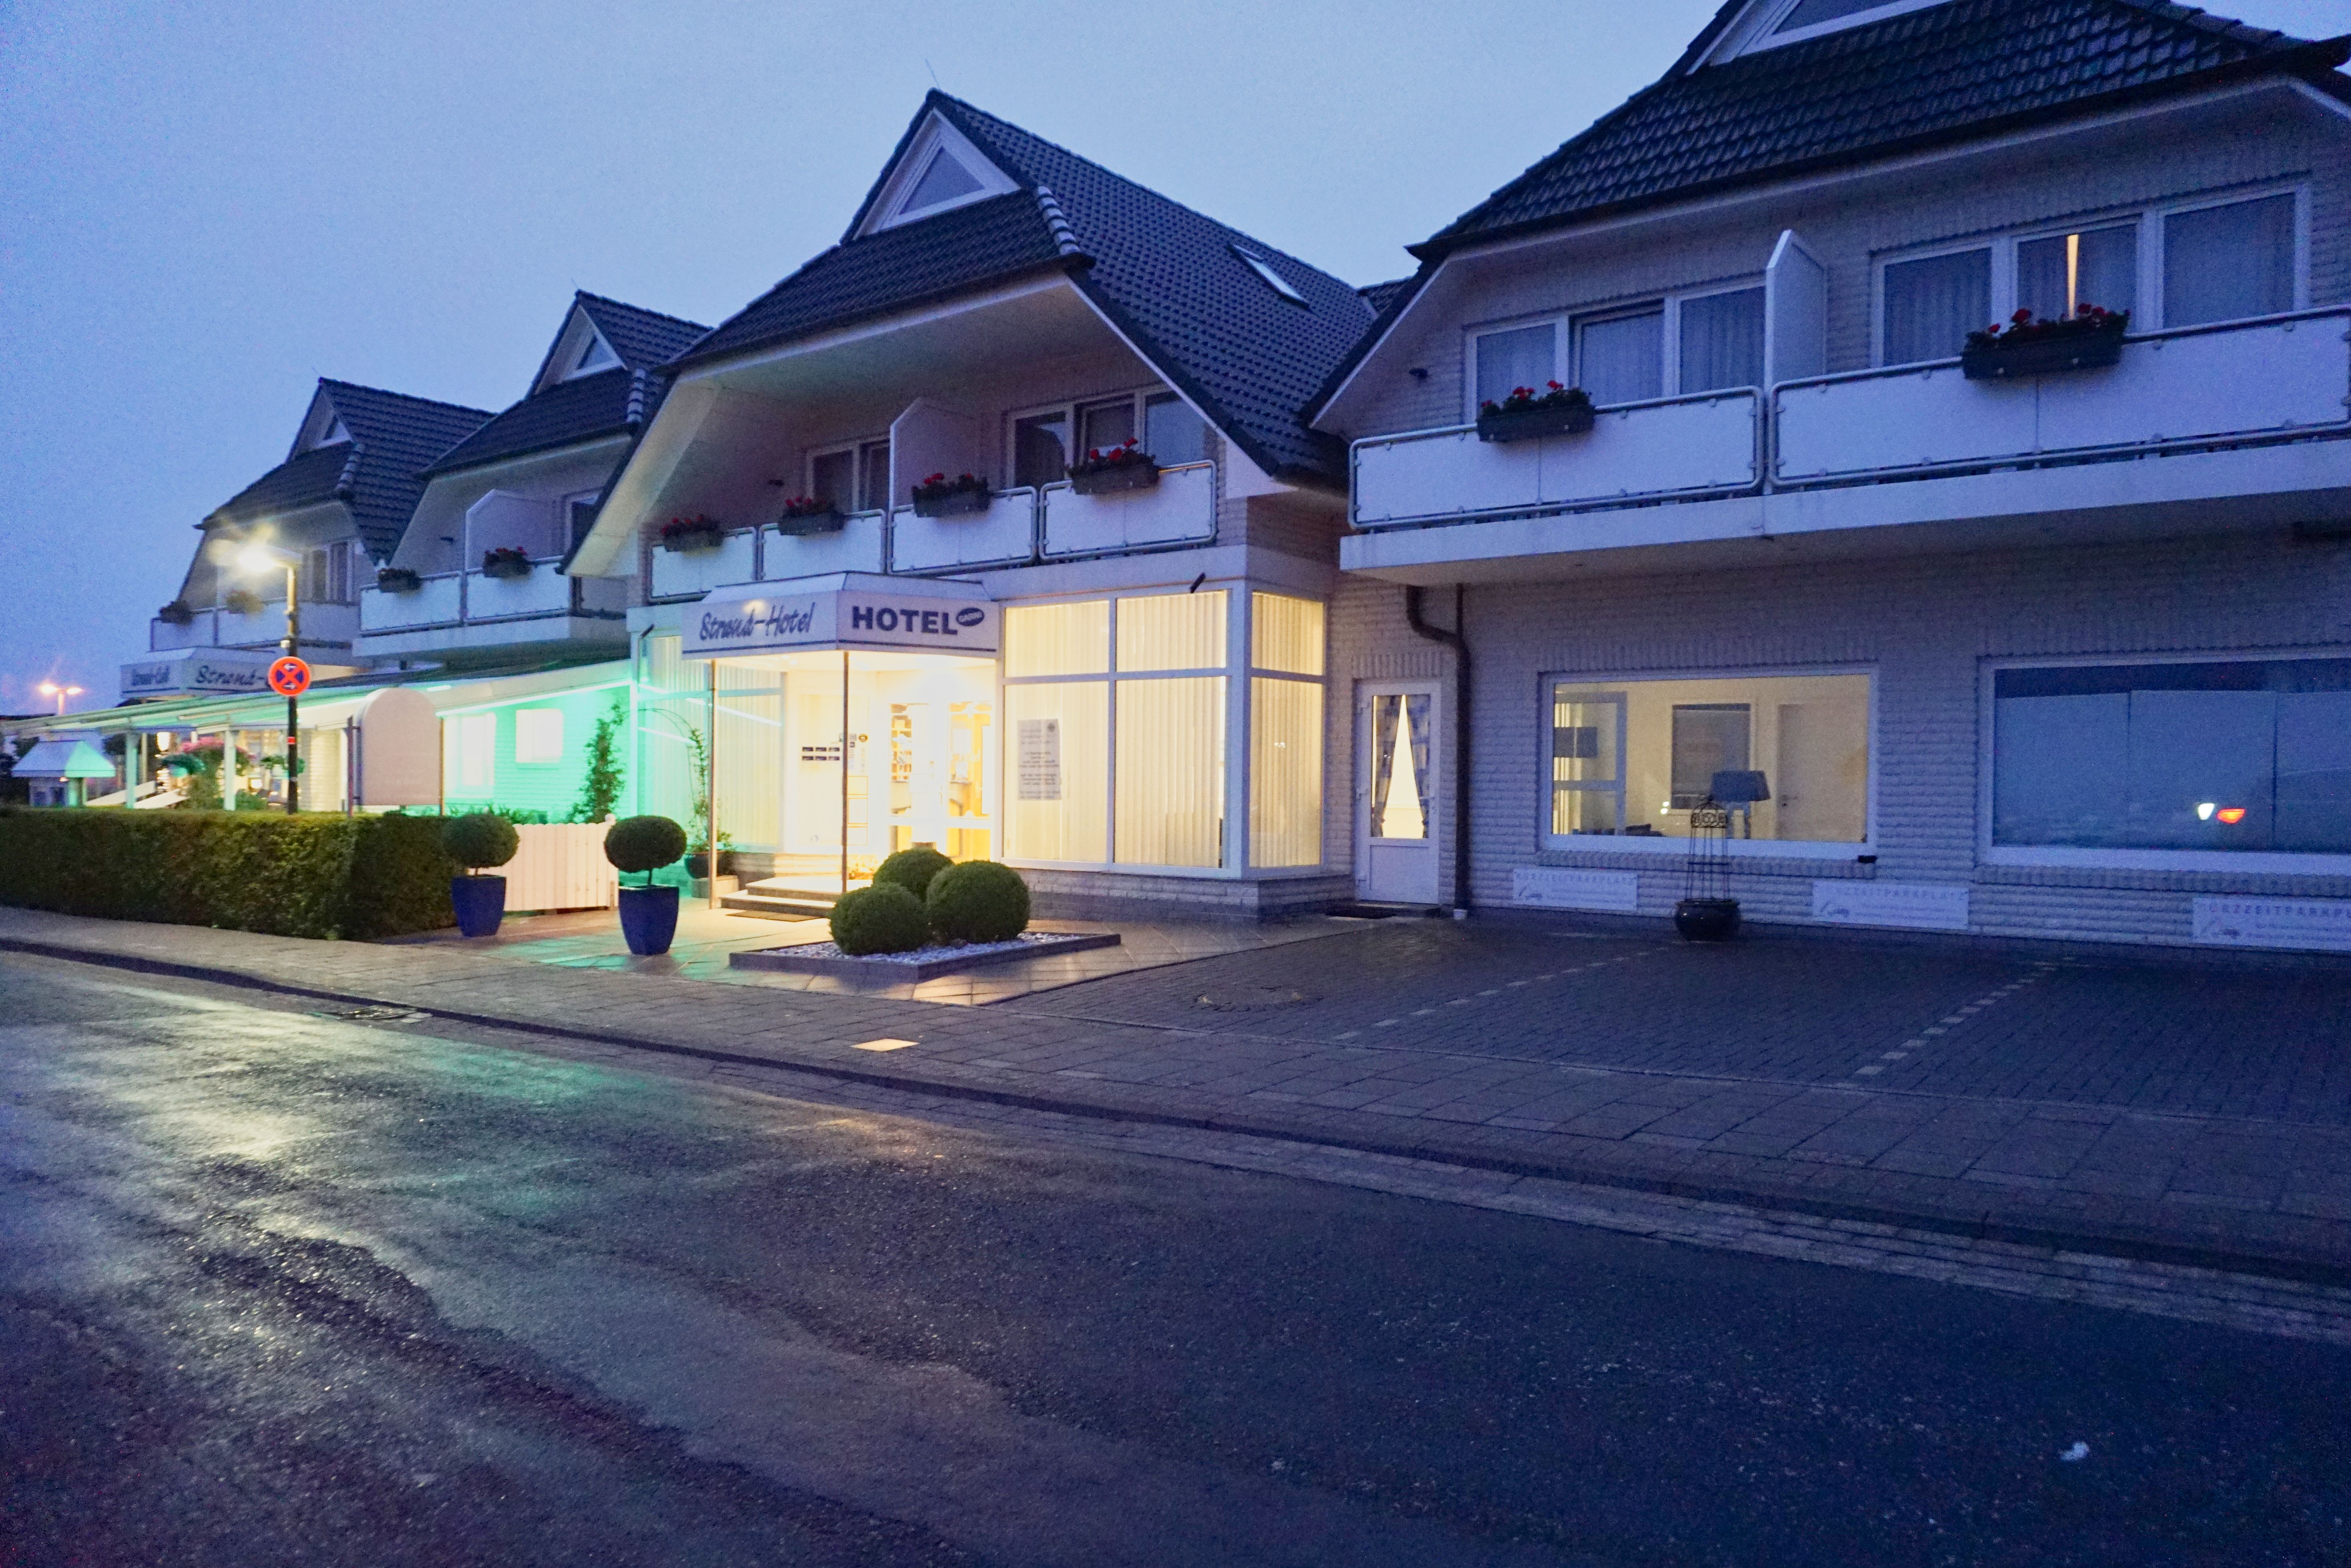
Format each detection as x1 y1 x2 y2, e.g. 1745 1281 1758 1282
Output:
900 148 985 217
1232 246 1307 306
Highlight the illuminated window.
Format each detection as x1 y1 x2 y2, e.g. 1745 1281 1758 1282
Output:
514 708 564 765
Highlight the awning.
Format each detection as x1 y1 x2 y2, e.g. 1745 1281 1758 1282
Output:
682 572 997 659
14 735 116 780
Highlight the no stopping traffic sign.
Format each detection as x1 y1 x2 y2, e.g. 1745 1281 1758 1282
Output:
267 657 312 698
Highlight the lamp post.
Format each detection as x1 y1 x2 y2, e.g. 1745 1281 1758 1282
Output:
36 681 82 717
239 544 300 813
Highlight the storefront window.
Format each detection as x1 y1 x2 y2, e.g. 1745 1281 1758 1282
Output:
1006 680 1108 863
1250 593 1325 868
1993 658 2351 854
1117 676 1225 866
1545 672 1870 846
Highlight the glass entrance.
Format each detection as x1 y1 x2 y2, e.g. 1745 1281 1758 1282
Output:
1359 684 1439 904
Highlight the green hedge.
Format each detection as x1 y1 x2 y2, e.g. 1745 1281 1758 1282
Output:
0 808 457 940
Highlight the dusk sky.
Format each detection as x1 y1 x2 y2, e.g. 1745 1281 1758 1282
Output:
5 0 2344 714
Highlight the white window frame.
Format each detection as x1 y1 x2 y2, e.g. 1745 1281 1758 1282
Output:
862 116 1020 234
1873 183 2309 364
1004 384 1203 483
1729 0 1957 58
1978 648 2351 876
1465 278 1766 421
806 437 893 514
1538 664 1879 859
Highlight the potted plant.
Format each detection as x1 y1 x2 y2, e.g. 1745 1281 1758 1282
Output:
480 546 534 579
1961 305 2129 380
376 566 422 593
1673 897 1741 942
774 495 844 536
442 812 520 938
910 472 992 518
605 814 688 956
684 830 735 883
1068 439 1161 496
157 601 194 626
222 588 264 616
657 515 728 552
1477 382 1595 443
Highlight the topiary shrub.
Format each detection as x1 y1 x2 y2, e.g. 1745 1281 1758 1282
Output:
830 883 931 955
874 845 952 901
442 812 519 874
924 860 1030 944
604 814 686 886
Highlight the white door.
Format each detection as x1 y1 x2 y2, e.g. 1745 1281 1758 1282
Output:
1357 682 1440 904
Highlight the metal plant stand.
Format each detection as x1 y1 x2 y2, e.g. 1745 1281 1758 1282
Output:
1675 801 1740 941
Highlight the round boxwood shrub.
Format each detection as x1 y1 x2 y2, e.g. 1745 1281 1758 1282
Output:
925 860 1030 944
604 814 686 884
830 883 930 955
874 845 952 901
442 812 519 873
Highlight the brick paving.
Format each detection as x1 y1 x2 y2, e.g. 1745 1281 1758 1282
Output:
7 905 2351 1281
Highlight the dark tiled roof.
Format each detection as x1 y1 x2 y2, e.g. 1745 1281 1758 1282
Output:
209 380 490 559
575 292 708 367
423 367 654 477
1357 278 1414 316
676 191 1070 366
1423 0 2337 255
678 92 1371 483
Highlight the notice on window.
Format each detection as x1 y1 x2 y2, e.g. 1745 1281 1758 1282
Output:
1017 718 1061 802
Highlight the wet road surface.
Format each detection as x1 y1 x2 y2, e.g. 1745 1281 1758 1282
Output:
3 952 2348 1566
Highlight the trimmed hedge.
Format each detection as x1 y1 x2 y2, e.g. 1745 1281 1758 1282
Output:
874 845 952 901
0 808 456 939
830 884 930 955
926 860 1030 944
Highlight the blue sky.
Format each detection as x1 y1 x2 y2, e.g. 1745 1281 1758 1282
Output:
3 0 2345 713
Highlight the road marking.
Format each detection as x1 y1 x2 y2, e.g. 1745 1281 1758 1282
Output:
1852 963 2057 1078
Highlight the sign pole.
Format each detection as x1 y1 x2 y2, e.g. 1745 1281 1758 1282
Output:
282 563 300 813
840 650 850 898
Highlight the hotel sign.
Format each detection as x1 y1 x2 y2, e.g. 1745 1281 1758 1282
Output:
119 650 274 699
684 578 998 658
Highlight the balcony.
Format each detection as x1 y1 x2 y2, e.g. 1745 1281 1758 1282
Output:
890 488 1038 573
762 511 887 580
1344 310 2351 580
650 528 760 601
359 557 627 656
149 600 360 654
1040 460 1218 557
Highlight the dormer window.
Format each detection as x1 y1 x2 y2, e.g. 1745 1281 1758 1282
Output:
566 331 618 379
314 416 350 447
1724 0 1954 57
901 148 985 217
863 115 1019 234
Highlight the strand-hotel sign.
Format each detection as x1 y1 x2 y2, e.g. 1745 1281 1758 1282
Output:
683 573 998 658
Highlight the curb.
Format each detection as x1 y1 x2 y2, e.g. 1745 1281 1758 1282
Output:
9 932 2351 1292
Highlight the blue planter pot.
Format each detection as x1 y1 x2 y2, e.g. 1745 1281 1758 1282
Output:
618 884 680 956
450 875 506 938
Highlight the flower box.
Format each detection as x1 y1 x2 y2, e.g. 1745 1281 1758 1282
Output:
910 472 992 519
1068 440 1162 496
222 589 264 616
375 567 421 594
774 497 844 536
1476 384 1596 442
157 601 195 626
480 548 534 580
1961 307 2129 381
656 515 728 553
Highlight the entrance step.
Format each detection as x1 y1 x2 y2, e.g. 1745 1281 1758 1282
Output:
722 890 839 920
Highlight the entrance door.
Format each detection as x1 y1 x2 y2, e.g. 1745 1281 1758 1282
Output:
1357 683 1440 904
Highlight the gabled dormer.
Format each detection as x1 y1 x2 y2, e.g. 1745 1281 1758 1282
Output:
850 108 1023 237
291 385 355 455
1696 0 1957 63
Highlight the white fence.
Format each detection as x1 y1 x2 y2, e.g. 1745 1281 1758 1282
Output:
504 822 618 912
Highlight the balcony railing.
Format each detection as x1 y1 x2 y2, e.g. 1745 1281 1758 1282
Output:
1350 310 2351 533
891 486 1038 573
150 601 360 652
1041 460 1217 558
762 510 887 580
650 528 759 601
360 558 626 641
1353 392 1762 530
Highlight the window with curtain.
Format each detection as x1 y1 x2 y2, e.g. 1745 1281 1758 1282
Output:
2017 224 2137 320
1116 677 1225 866
1677 287 1765 394
1577 310 1665 405
1883 248 1990 364
1994 658 2351 854
1474 324 1556 407
1006 681 1109 862
2165 194 2296 328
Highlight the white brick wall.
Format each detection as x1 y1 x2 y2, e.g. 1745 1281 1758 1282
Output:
1331 530 2351 946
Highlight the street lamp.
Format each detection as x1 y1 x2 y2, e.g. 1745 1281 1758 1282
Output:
35 681 83 717
238 543 301 814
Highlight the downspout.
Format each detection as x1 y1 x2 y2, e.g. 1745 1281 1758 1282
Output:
1405 585 1471 918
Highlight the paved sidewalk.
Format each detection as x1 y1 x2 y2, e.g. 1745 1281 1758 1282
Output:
6 906 2351 1284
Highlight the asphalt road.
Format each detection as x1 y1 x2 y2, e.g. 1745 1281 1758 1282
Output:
3 952 2347 1568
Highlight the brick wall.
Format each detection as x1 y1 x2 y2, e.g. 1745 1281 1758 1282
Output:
1333 530 2351 945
